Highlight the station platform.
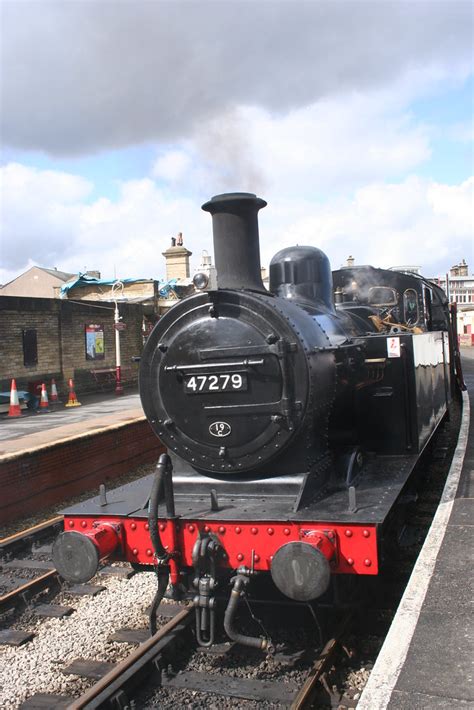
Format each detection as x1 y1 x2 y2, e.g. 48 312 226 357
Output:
0 391 164 527
359 349 474 709
0 391 143 457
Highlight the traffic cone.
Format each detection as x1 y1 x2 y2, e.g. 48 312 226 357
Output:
37 382 50 413
50 378 60 404
8 379 22 417
65 378 81 407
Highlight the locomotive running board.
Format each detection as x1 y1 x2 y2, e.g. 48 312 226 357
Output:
61 452 420 526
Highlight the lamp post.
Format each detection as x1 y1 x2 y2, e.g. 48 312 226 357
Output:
111 281 124 395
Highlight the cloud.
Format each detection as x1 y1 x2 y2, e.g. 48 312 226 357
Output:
1 163 472 290
0 163 92 271
152 150 193 184
261 176 474 275
2 1 472 155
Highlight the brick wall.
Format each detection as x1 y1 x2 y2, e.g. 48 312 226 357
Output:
0 419 164 525
0 296 145 395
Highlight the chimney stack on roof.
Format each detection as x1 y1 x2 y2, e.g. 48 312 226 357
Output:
162 233 192 281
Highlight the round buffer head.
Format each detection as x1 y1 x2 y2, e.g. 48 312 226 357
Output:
271 541 331 601
52 531 100 584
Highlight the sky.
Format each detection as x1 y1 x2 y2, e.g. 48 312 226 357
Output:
0 0 473 287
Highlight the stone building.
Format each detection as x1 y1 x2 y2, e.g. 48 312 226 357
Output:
0 266 75 298
0 296 144 396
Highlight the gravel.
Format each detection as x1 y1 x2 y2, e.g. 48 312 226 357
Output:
0 570 159 708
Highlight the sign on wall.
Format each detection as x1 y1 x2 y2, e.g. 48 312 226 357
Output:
85 324 105 360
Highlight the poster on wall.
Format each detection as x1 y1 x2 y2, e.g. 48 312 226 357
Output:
85 324 105 360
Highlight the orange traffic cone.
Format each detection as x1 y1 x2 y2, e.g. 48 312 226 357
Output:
65 378 81 407
8 379 22 417
37 382 50 413
50 378 60 404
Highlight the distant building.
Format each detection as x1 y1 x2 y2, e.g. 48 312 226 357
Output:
388 265 422 275
430 259 474 346
0 266 76 298
193 250 218 290
431 260 474 305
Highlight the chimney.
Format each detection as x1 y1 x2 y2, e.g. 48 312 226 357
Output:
162 233 192 281
346 255 355 267
201 192 267 292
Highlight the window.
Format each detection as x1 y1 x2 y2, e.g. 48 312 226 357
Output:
423 287 433 329
22 329 38 366
368 286 398 306
403 289 419 324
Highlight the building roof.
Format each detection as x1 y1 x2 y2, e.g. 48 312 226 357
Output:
38 267 76 281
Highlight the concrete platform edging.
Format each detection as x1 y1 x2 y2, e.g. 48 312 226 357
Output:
358 389 471 710
0 415 146 464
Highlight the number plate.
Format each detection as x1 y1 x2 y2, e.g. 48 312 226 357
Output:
184 373 247 394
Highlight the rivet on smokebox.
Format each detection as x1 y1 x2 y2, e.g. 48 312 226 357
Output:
132 548 138 555
146 549 153 557
283 528 291 536
159 523 166 531
267 527 274 535
68 520 74 528
145 523 149 531
131 522 137 531
345 529 353 537
364 559 372 567
81 521 87 528
188 524 195 532
218 526 226 534
204 525 210 533
237 553 244 561
235 527 241 534
347 558 354 566
363 529 370 538
251 527 258 535
254 554 260 562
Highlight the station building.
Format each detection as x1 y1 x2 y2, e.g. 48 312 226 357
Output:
0 234 218 399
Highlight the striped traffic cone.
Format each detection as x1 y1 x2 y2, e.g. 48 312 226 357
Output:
50 379 60 404
65 378 81 407
37 382 50 413
8 379 22 417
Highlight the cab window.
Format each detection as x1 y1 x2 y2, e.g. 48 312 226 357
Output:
368 286 398 307
403 289 419 325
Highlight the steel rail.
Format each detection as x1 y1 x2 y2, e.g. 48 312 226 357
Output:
290 612 354 710
68 606 195 709
0 516 64 612
0 569 59 613
0 515 63 549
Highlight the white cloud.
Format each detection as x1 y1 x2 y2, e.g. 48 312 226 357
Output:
152 150 193 184
0 163 92 273
1 163 472 290
258 176 474 275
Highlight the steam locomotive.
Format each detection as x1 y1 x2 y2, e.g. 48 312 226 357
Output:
53 192 457 650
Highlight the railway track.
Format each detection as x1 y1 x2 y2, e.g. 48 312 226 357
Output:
0 516 63 614
22 603 356 709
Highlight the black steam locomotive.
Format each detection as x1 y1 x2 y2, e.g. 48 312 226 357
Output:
54 193 457 650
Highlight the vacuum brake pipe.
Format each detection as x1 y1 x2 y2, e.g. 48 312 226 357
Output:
224 574 270 651
148 452 172 635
